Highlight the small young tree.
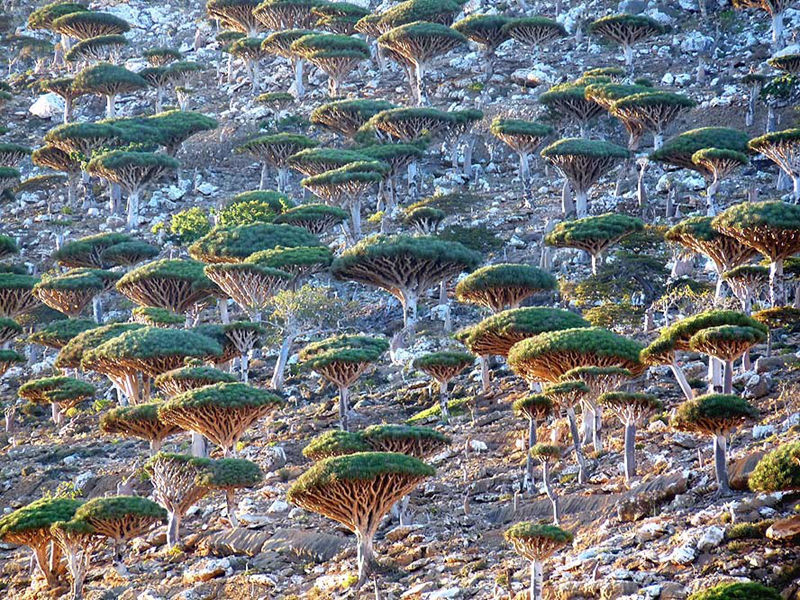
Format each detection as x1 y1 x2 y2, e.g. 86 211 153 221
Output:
539 82 606 137
0 349 24 377
196 321 265 368
453 14 511 82
155 362 238 397
543 380 590 483
100 403 182 454
159 382 282 456
0 167 20 196
0 316 21 347
299 335 388 431
689 326 766 393
189 223 320 264
712 201 800 306
331 235 482 340
116 259 219 317
403 206 445 234
303 429 370 460
455 264 557 313
504 523 573 600
666 216 757 300
290 34 370 97
754 306 800 355
0 273 41 318
33 269 118 319
691 148 749 215
260 29 313 98
236 133 317 191
513 394 553 494
490 118 553 183
0 143 31 168
19 376 94 427
610 92 696 150
588 14 665 71
145 453 213 547
195 458 263 527
205 263 291 322
273 204 348 235
229 37 269 91
749 441 800 493
301 162 387 242
144 47 182 67
671 393 758 494
287 452 434 585
413 351 473 422
32 144 82 205
545 213 644 275
378 22 466 105
73 63 147 118
206 0 263 35
742 72 768 127
748 129 800 202
0 497 82 590
360 424 450 458
540 138 629 218
598 392 661 482
723 265 769 314
529 444 563 524
310 99 397 138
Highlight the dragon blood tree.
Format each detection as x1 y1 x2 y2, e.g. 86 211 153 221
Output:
453 14 510 82
545 213 644 275
0 235 18 262
51 232 133 269
0 167 20 196
691 148 749 215
767 52 800 75
159 382 282 456
501 16 566 55
245 245 333 288
332 235 482 340
131 307 185 328
253 0 319 30
458 307 589 392
666 216 757 300
196 457 263 527
361 424 451 458
205 262 291 322
671 393 758 494
310 99 397 139
513 394 553 493
66 34 128 64
504 523 573 600
148 110 218 157
100 241 159 267
28 2 87 52
0 316 21 347
413 351 473 422
145 453 213 547
73 62 147 118
651 127 750 183
713 201 800 306
101 403 182 454
54 322 142 373
732 0 792 48
589 14 665 72
378 22 466 106
260 29 314 98
116 259 219 319
32 145 82 205
0 142 31 168
33 269 118 319
541 138 628 218
530 444 563 524
288 452 434 585
87 150 178 229
0 273 41 318
748 129 800 202
303 429 369 460
456 264 557 313
610 92 696 150
742 72 768 127
490 118 553 184
365 107 457 144
312 2 369 34
753 306 800 355
52 11 130 40
81 326 222 404
598 392 661 482
301 161 387 242
584 81 653 154
749 441 800 493
359 142 426 213
543 380 590 483
207 0 263 34
290 34 370 97
377 0 466 30
144 47 183 67
48 518 100 600
230 36 270 91
288 148 372 177
724 265 769 314
189 223 320 264
0 497 82 589
539 82 607 138
19 376 94 427
689 326 766 393
155 362 238 397
299 335 388 431
196 321 265 371
403 206 445 234
273 204 348 235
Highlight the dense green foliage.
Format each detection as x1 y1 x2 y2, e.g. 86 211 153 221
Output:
749 442 800 492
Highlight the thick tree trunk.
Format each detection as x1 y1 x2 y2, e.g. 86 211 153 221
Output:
525 417 536 494
349 200 362 241
582 402 594 446
670 361 694 400
240 349 249 384
92 296 103 324
149 438 162 455
519 152 530 183
356 529 376 586
293 58 305 99
439 379 450 422
64 97 73 124
155 86 163 114
575 189 588 218
271 332 295 391
769 258 785 307
624 421 636 482
480 356 490 393
593 405 603 452
566 407 587 484
402 290 418 341
127 188 140 230
439 280 451 332
723 359 733 394
51 402 63 427
226 489 238 527
259 163 269 190
530 559 543 600
746 86 757 127
166 511 181 548
106 94 116 118
192 433 206 457
772 11 784 50
339 385 349 431
412 61 426 106
713 433 729 494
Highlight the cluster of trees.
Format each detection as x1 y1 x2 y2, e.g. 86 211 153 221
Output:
0 0 797 597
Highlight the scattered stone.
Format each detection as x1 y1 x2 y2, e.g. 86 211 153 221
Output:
182 557 231 584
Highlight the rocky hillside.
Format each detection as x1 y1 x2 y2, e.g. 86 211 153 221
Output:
0 0 798 599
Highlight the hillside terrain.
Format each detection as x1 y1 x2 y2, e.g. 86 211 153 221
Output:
0 1 798 600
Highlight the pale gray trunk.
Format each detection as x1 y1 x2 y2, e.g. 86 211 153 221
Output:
530 559 543 600
713 434 729 493
413 61 426 106
259 163 269 190
226 489 238 527
480 356 490 393
439 380 450 422
127 188 139 230
192 433 207 457
723 359 733 394
356 529 376 585
293 58 305 99
106 94 116 118
149 438 162 455
525 417 536 494
566 407 587 484
51 402 63 427
623 421 636 482
271 332 295 391
64 97 73 124
439 280 451 332
772 11 784 50
542 460 559 525
519 152 530 183
350 200 362 241
593 405 603 452
339 385 349 431
769 259 784 307
402 290 418 341
670 361 694 400
746 86 757 127
575 189 588 218
166 511 181 548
